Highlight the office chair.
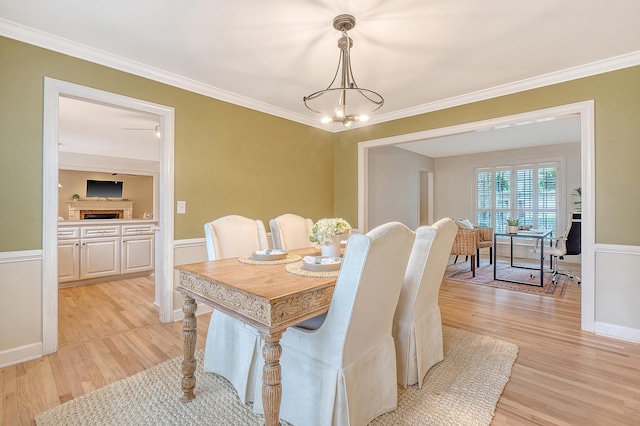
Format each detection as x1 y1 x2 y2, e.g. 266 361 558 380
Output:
545 214 581 285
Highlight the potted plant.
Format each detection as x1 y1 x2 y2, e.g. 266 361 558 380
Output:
572 186 582 212
506 218 519 234
71 194 80 201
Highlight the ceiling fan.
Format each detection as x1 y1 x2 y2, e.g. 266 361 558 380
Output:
121 125 161 137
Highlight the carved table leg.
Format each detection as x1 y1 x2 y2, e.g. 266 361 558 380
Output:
261 331 284 426
180 295 197 402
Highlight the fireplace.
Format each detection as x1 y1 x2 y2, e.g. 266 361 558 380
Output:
82 212 122 220
68 201 134 220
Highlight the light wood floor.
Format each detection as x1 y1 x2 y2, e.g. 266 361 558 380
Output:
2 260 640 425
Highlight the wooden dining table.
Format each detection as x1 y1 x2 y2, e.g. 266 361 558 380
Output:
175 247 338 426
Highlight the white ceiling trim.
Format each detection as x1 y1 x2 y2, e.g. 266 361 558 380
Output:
0 18 319 129
3 18 640 132
367 50 640 129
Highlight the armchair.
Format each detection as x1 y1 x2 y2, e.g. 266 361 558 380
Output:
450 227 478 276
475 226 494 267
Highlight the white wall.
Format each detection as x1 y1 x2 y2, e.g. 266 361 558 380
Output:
434 142 581 226
367 145 434 230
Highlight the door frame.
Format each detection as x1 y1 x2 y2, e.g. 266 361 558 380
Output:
358 100 595 332
42 78 175 354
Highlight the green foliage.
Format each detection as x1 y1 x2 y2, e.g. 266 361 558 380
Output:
506 218 519 226
538 169 556 191
496 172 510 192
572 186 582 211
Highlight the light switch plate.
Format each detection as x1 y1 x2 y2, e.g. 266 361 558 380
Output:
177 201 186 214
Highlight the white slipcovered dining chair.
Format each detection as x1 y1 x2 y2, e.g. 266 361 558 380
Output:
203 214 269 261
393 218 458 388
269 213 315 250
202 215 268 403
253 222 414 426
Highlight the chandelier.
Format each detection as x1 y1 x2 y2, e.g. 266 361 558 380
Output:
303 14 384 128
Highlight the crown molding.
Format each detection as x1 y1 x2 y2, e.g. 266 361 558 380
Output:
364 50 640 128
3 18 640 133
0 18 322 129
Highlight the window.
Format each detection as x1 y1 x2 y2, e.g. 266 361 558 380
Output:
476 162 559 234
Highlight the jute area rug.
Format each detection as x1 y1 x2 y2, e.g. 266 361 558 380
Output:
445 258 568 298
35 327 518 426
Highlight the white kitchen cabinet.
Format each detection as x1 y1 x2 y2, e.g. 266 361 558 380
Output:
58 226 80 283
58 222 155 285
58 239 80 282
122 234 155 273
80 236 120 279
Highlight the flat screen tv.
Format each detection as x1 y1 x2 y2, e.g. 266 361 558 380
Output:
86 180 123 198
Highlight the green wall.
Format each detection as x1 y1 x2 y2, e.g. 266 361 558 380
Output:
0 36 335 252
2 33 640 249
334 66 640 245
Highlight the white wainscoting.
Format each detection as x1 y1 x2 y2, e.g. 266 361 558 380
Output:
594 243 640 343
0 250 44 368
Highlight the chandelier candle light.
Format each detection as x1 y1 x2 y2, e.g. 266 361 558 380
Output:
309 218 352 257
303 14 384 128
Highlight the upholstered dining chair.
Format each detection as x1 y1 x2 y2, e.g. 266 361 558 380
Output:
253 222 414 426
202 214 268 403
203 214 269 261
393 218 458 388
269 213 315 250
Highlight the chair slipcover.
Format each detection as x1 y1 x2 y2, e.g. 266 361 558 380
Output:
269 213 315 250
393 218 458 388
202 215 268 403
203 215 268 261
253 222 414 426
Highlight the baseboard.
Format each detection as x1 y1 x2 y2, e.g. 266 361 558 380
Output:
595 321 640 344
173 304 213 322
58 270 153 288
0 342 42 368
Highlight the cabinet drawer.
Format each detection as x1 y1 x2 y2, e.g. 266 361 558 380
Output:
121 224 156 236
81 226 120 238
58 226 80 240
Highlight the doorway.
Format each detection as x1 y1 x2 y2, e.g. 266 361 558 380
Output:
419 170 433 226
42 78 175 355
357 101 595 333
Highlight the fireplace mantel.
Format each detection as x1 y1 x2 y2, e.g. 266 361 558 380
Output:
68 200 134 220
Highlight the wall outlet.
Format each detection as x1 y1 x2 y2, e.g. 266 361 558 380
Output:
177 200 186 214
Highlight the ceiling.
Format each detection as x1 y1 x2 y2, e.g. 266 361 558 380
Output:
1 1 637 154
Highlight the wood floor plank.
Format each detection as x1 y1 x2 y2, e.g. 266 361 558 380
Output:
2 262 640 425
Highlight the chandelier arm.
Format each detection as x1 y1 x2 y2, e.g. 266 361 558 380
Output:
303 14 384 127
355 89 385 108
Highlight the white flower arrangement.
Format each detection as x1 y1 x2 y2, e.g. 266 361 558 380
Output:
309 218 352 245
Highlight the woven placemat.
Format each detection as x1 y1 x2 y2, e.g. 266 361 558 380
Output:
238 253 301 265
285 261 340 278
